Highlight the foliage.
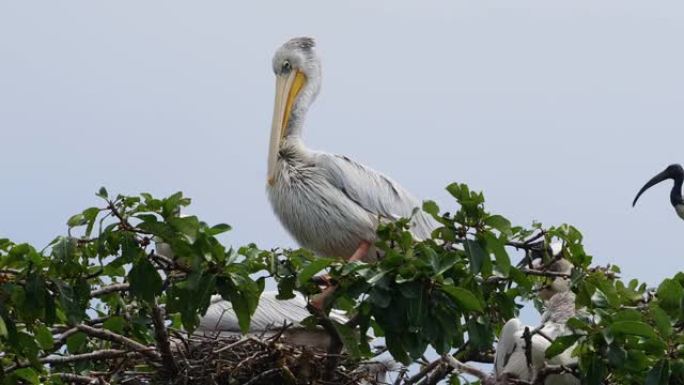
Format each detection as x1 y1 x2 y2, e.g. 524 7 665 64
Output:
0 184 681 384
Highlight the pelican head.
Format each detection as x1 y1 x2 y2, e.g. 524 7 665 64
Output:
268 37 322 185
632 164 684 210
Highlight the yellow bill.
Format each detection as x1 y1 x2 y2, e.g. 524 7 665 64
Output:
267 70 307 185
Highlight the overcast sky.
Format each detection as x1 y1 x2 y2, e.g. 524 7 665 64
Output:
1 0 683 289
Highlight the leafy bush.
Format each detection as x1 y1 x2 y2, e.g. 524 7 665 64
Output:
0 184 681 384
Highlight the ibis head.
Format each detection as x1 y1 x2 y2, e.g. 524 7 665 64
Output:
632 164 684 210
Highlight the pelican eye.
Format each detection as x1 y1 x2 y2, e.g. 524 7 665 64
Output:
281 60 292 73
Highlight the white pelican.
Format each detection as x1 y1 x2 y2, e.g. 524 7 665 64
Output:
494 256 579 385
194 291 347 350
633 163 684 220
266 37 437 264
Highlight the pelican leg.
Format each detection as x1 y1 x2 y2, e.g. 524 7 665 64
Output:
348 240 371 262
310 241 372 310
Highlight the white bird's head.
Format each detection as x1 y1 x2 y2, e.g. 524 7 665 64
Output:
537 258 574 301
268 37 322 185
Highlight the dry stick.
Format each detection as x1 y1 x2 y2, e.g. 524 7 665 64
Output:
214 336 267 354
41 349 133 365
520 269 571 279
150 252 192 273
50 373 100 384
243 368 282 385
53 327 79 349
441 354 493 382
90 283 130 297
151 300 179 378
404 359 444 385
76 324 161 361
534 364 579 385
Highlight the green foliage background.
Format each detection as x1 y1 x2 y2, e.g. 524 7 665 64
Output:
0 184 682 384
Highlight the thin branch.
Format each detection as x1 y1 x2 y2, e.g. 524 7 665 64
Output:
151 301 179 378
520 268 571 279
76 324 161 361
90 283 130 297
42 349 132 365
535 363 579 385
213 336 267 354
50 373 100 384
149 252 192 273
243 368 282 385
441 354 492 381
404 359 443 385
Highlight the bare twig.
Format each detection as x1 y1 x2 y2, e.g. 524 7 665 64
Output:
151 301 179 378
76 324 161 361
42 349 133 365
243 368 282 385
404 359 443 385
441 354 492 381
521 269 571 279
50 373 100 384
90 283 130 297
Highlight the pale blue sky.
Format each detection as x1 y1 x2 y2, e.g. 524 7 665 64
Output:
1 0 683 289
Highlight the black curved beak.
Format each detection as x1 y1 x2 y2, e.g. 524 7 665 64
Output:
632 169 674 207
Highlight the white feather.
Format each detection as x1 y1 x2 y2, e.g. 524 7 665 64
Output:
494 292 579 385
195 291 348 350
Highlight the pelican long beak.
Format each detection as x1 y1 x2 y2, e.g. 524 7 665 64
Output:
267 70 307 185
632 169 673 207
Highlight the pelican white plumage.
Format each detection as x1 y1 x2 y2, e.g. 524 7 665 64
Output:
194 291 347 350
266 37 437 264
494 257 579 385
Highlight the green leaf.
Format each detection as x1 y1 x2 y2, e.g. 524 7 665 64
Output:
14 368 40 385
66 213 86 227
128 257 163 303
227 291 251 334
66 332 87 353
35 325 54 350
297 258 333 286
97 186 109 198
0 315 7 337
169 215 200 238
441 286 483 312
610 320 659 339
464 239 487 274
333 321 362 358
652 305 673 338
657 279 683 314
422 200 440 217
104 316 126 334
484 215 512 236
483 232 510 276
208 223 232 235
82 207 101 237
545 334 580 358
645 359 670 385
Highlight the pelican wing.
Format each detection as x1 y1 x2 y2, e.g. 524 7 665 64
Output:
198 291 347 333
315 153 437 240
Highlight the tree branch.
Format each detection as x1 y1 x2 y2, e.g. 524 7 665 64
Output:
151 301 179 378
441 354 493 382
90 283 130 297
76 324 161 361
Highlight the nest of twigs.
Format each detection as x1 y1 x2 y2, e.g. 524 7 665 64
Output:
118 330 389 385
